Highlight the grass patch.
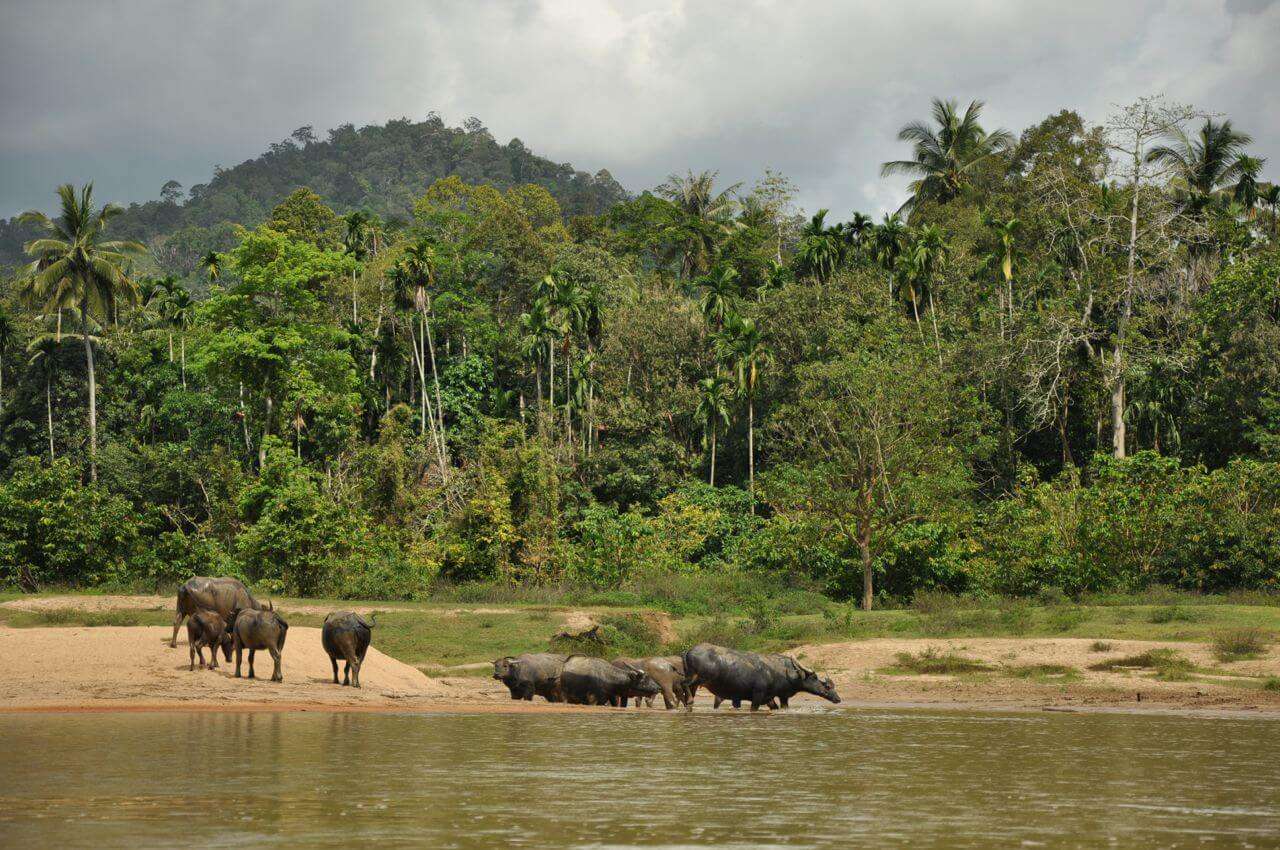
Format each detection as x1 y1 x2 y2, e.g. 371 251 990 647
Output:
1088 648 1194 679
1262 677 1280 692
1149 605 1198 624
1089 641 1113 652
888 647 991 675
1003 663 1079 680
5 608 162 628
1212 628 1269 663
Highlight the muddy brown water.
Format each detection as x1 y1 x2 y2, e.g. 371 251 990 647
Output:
1 708 1277 848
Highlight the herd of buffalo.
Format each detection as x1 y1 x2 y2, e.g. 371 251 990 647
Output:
168 576 842 711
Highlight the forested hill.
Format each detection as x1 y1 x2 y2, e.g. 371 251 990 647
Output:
0 115 628 276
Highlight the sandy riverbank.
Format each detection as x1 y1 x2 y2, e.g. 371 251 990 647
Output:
3 623 1280 716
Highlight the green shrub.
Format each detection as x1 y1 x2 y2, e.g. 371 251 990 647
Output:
1088 648 1193 678
1149 605 1197 624
549 613 667 658
1212 628 1269 662
1262 677 1280 692
1089 641 1113 652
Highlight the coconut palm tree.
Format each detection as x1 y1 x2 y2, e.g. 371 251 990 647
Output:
518 299 554 410
716 314 769 513
695 375 733 486
657 170 742 278
907 224 949 363
1146 118 1254 213
984 215 1020 326
880 98 1013 215
403 240 448 473
20 183 144 481
842 212 875 258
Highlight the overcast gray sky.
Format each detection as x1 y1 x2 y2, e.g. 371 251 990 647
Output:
2 0 1277 219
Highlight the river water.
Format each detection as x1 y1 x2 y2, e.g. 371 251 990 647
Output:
1 708 1277 848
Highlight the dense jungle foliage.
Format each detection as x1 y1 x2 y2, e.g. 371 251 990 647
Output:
2 100 1279 608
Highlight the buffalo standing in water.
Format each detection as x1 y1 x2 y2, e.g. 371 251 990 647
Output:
322 611 375 688
186 610 233 671
612 657 687 709
492 653 568 701
227 603 289 682
561 655 653 706
683 643 841 711
169 577 263 648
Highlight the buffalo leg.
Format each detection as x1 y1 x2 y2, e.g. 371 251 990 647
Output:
189 643 196 671
169 609 185 648
330 656 339 684
234 645 243 678
268 646 282 682
208 649 218 670
343 660 350 686
247 648 256 679
350 659 361 689
713 695 723 709
659 684 676 710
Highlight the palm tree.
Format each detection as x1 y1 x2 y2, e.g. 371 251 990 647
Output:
872 214 908 297
20 183 144 481
518 300 554 410
343 210 371 323
657 170 741 278
794 210 845 283
27 333 63 460
717 315 769 513
1146 118 1254 212
1260 184 1280 238
907 224 949 363
1232 155 1266 216
697 265 739 331
551 274 588 438
984 215 1020 327
881 98 1013 215
842 212 874 258
166 287 194 388
695 375 733 486
200 250 222 284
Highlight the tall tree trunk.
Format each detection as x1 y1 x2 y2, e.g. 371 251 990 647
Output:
422 302 448 475
747 395 755 515
709 424 717 486
239 382 251 456
927 288 943 367
351 270 358 325
82 303 98 482
180 336 186 389
858 517 874 611
548 340 555 412
46 372 55 460
168 332 173 363
1115 149 1141 459
259 395 273 469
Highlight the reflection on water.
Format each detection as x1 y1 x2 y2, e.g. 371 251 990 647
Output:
2 708 1278 848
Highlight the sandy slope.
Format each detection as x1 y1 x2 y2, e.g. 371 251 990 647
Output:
0 625 453 710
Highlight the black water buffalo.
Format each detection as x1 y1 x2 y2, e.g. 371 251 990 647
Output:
613 657 686 709
322 611 375 688
227 604 289 682
683 643 841 711
561 655 650 706
186 610 233 671
170 577 263 648
492 653 568 701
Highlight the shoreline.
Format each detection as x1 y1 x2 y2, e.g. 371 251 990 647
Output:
5 696 1280 720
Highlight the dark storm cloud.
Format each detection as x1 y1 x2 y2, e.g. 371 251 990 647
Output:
2 0 1277 218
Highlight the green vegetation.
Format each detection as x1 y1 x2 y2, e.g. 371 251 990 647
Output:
888 647 991 675
1212 628 1270 662
1088 648 1194 680
0 98 1279 617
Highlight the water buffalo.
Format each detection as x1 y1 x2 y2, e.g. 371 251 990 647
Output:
492 653 568 702
322 611 375 688
561 655 651 706
186 610 233 671
227 603 289 682
614 657 687 709
170 576 263 648
683 643 841 711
